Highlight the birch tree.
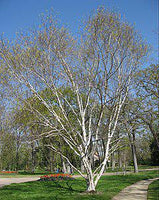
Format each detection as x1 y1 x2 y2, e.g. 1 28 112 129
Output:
0 8 148 191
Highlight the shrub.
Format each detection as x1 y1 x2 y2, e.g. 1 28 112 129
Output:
39 174 74 181
39 174 75 190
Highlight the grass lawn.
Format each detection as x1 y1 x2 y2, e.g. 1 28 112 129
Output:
148 179 159 200
0 171 158 200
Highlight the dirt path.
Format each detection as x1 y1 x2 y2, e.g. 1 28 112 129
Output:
112 177 159 200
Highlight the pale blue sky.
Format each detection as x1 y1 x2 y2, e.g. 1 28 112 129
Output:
0 0 158 62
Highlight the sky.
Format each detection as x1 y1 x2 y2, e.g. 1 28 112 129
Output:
0 0 158 63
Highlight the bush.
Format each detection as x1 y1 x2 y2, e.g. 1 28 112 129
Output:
39 174 74 181
39 174 75 190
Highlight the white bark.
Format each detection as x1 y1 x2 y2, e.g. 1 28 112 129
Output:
0 9 147 192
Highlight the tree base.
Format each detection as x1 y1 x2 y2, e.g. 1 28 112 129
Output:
80 191 102 195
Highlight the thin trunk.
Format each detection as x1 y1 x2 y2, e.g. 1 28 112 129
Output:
128 129 138 173
62 160 66 173
49 151 53 172
15 132 20 171
131 142 138 173
131 130 138 173
123 149 126 175
118 150 122 168
111 152 115 171
149 123 159 150
16 151 19 171
31 143 35 173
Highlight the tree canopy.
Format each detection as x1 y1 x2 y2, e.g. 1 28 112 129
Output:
0 8 149 192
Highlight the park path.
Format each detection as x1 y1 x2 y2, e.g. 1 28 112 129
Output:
112 177 159 200
0 177 39 188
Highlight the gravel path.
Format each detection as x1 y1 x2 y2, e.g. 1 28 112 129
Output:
112 177 159 200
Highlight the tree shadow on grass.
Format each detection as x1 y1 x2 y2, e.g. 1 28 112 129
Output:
0 179 86 199
40 179 86 193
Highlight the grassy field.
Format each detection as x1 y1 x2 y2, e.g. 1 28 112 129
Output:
148 179 159 200
0 170 158 200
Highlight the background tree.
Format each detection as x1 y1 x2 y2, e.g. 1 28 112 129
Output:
135 64 159 149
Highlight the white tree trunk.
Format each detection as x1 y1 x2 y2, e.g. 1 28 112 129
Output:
62 161 67 173
81 160 85 173
87 177 95 192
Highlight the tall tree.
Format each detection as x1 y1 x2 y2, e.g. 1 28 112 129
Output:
0 8 148 191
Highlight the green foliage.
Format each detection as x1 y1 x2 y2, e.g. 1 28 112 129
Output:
134 64 159 150
0 133 16 170
150 139 159 166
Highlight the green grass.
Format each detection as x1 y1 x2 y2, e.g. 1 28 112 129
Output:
0 171 158 200
148 179 159 200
